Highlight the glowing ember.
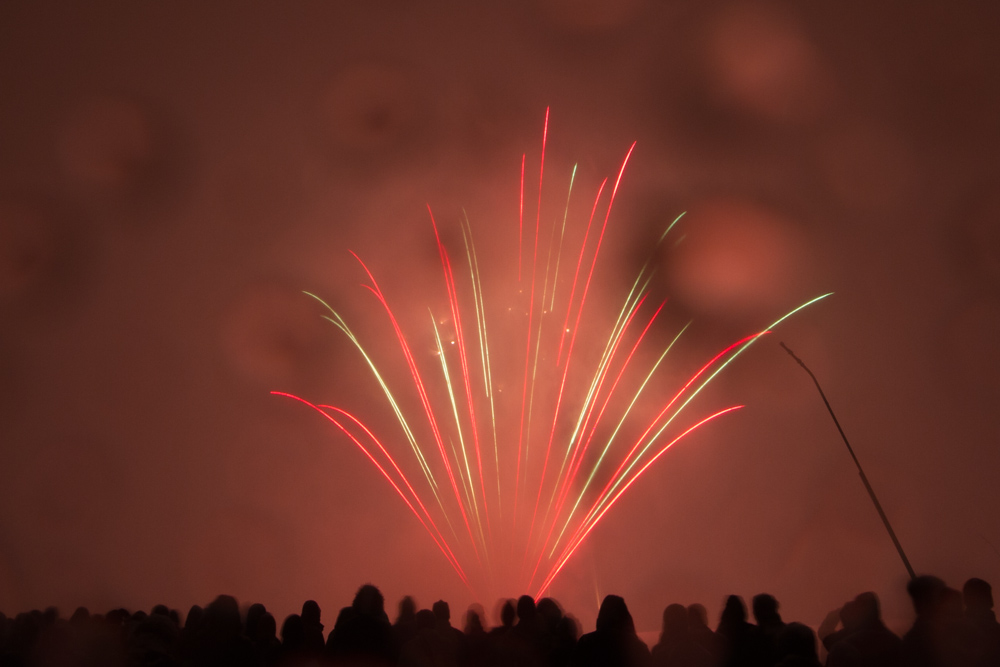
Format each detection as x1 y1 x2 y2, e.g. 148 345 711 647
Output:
275 110 829 600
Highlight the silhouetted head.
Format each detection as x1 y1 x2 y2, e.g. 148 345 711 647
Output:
184 605 203 631
204 595 242 639
334 606 354 631
103 609 126 628
352 584 385 618
687 603 709 628
256 612 276 641
560 614 580 641
778 622 818 660
500 599 516 628
70 607 90 623
907 575 946 618
152 604 170 618
245 603 267 636
537 598 563 631
516 595 536 623
840 599 863 631
465 607 485 634
963 578 994 612
432 600 451 625
281 614 304 648
415 609 436 631
752 594 781 625
301 600 321 625
661 604 689 638
595 595 634 635
852 592 881 627
397 596 417 624
135 612 179 647
720 595 747 625
10 611 40 644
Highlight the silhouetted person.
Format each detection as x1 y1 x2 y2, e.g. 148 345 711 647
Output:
394 596 419 654
151 604 172 619
937 586 987 667
180 604 206 662
464 606 490 667
899 576 985 667
752 594 784 665
283 614 307 661
245 603 267 642
70 606 132 667
572 594 650 667
900 575 947 667
716 595 767 667
251 611 282 667
652 603 716 667
488 599 522 667
27 612 65 667
327 583 395 666
107 608 131 630
538 597 578 667
509 594 547 666
825 592 901 667
196 595 255 667
301 600 325 658
131 609 183 667
514 596 543 642
42 607 59 627
399 608 446 667
773 623 820 667
431 600 466 667
30 606 130 667
963 577 1000 665
464 606 486 635
5 611 43 665
818 600 857 655
489 600 516 640
688 603 726 665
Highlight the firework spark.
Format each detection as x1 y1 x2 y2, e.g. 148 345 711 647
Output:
276 111 829 600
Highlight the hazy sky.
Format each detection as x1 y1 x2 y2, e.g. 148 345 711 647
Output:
1 1 999 636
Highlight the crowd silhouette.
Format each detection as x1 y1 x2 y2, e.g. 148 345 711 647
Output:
2 574 998 667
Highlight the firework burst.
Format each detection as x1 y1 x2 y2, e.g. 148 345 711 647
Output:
275 109 829 600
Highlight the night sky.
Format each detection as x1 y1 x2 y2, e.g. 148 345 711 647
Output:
2 1 999 638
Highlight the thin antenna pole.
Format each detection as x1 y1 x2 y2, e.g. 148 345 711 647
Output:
780 342 916 580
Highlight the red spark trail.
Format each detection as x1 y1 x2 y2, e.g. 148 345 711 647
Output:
514 108 549 533
596 332 766 507
556 179 607 367
532 291 650 558
534 405 744 597
518 154 525 281
349 252 483 564
429 208 491 540
563 143 636 367
531 333 763 591
527 143 635 553
272 392 472 591
524 295 662 588
550 298 665 535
